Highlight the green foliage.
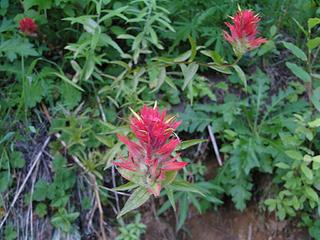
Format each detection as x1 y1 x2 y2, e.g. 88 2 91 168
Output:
32 154 78 232
1 0 320 238
116 214 146 240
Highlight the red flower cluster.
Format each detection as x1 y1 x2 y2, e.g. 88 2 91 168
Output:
114 105 188 196
19 17 37 36
223 9 267 55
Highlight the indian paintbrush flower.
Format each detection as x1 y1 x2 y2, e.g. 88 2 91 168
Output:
223 9 267 56
114 105 188 196
19 17 37 36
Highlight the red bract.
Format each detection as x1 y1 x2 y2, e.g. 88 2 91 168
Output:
19 17 37 36
114 105 188 196
223 9 267 55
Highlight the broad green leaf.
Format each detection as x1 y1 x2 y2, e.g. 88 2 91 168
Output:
285 150 303 160
308 18 320 30
307 37 320 51
179 139 207 150
282 41 307 61
312 156 320 163
305 187 319 202
233 65 247 89
301 164 313 180
308 119 320 128
275 162 290 169
117 187 151 218
285 62 311 82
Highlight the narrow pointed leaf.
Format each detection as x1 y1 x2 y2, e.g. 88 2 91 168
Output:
117 187 151 218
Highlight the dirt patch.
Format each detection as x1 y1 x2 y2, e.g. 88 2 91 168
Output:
140 202 309 240
186 204 308 240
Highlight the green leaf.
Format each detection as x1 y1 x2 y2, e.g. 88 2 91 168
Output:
10 151 25 169
282 41 307 61
0 39 39 61
24 0 53 10
177 194 188 230
285 150 303 160
305 187 319 202
35 203 47 218
308 119 320 128
188 36 197 61
33 180 49 201
51 209 79 232
312 156 320 163
52 72 84 92
174 50 191 62
208 65 232 74
117 187 151 218
181 63 199 90
285 62 311 82
0 171 11 193
113 182 139 191
170 180 205 196
307 37 320 51
165 187 176 212
60 82 82 109
301 164 313 180
233 65 247 89
275 162 290 169
179 139 207 150
308 18 320 30
292 18 307 36
311 87 320 112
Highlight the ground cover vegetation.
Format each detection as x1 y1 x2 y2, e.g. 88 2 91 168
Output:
1 0 320 239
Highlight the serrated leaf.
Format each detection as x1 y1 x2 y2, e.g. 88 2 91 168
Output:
282 41 307 61
285 62 311 82
117 187 151 218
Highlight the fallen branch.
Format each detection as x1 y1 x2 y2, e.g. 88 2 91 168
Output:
207 125 223 166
